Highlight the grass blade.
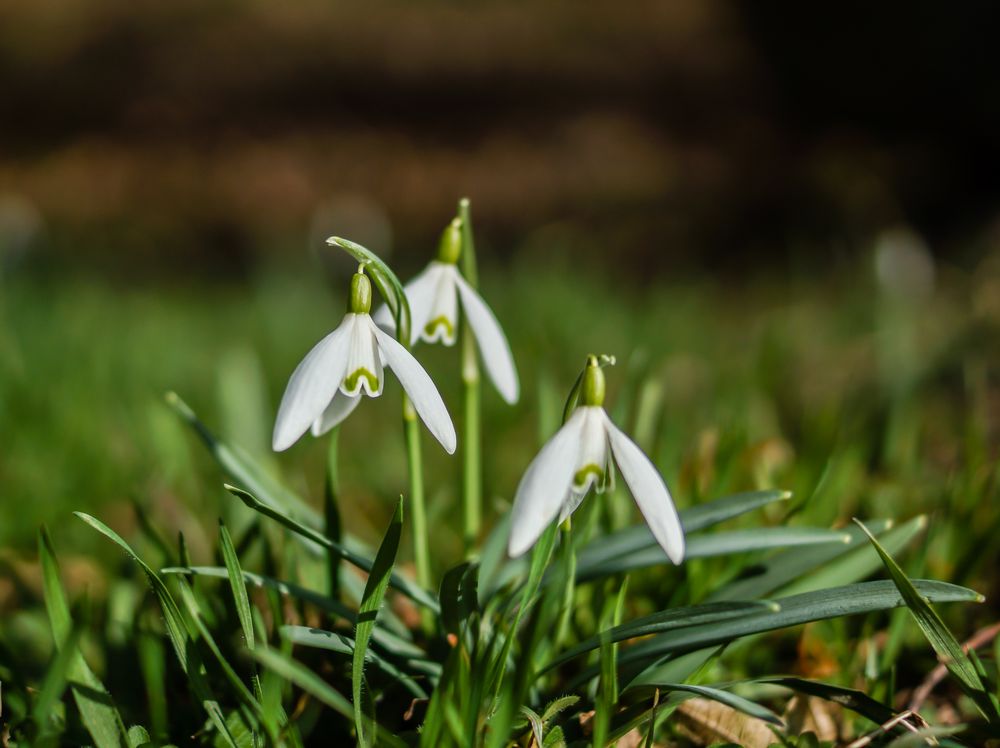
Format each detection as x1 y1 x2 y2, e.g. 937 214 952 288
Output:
219 520 255 651
225 484 439 612
39 528 128 748
75 513 240 747
855 518 999 721
353 497 404 747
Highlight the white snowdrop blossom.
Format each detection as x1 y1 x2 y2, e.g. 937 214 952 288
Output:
272 269 457 454
508 358 684 563
373 219 519 404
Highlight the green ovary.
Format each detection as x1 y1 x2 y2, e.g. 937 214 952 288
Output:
574 463 604 488
344 367 379 394
424 316 455 339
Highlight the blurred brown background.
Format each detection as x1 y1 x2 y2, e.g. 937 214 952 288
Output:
1 0 999 276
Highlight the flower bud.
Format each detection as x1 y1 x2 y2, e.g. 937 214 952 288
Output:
437 218 463 264
349 270 372 314
581 355 605 407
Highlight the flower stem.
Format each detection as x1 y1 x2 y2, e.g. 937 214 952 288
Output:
323 426 342 599
459 197 482 554
403 395 433 631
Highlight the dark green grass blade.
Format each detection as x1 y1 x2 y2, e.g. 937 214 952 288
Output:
856 519 999 722
225 484 439 612
353 498 403 747
633 682 783 726
708 518 907 602
75 513 240 747
620 580 981 668
575 490 792 577
574 580 980 684
544 601 775 673
576 527 850 583
39 528 129 748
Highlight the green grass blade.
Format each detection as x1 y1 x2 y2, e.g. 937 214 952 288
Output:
39 528 128 748
635 682 783 726
283 626 434 694
543 601 776 673
252 647 364 729
219 521 255 651
575 490 791 578
573 580 980 685
577 527 849 583
162 566 428 661
593 578 629 746
32 624 82 740
225 484 439 612
855 519 999 722
75 513 240 747
353 497 404 747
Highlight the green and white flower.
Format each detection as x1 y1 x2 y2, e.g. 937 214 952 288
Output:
272 269 456 454
374 220 519 404
508 357 684 563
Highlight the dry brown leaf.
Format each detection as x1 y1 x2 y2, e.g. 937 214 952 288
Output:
674 697 780 747
783 694 841 742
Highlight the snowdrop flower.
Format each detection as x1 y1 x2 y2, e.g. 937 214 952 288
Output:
272 268 457 454
374 219 519 404
508 356 684 563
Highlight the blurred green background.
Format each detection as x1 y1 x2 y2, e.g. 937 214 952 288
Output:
1 0 999 632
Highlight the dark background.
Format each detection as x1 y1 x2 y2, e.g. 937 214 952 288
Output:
1 0 999 277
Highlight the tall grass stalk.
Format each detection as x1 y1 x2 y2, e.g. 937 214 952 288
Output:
459 197 482 553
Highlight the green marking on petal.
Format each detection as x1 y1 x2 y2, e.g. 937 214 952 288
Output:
345 367 379 394
424 316 455 339
574 464 604 488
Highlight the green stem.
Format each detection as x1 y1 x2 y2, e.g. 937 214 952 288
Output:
324 427 342 599
462 332 481 552
459 197 482 554
403 396 433 631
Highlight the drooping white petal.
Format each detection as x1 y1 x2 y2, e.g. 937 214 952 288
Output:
311 391 362 436
371 320 457 454
508 408 587 557
340 314 383 397
372 263 448 345
421 265 458 345
453 272 519 405
272 316 353 451
604 412 685 564
557 491 586 525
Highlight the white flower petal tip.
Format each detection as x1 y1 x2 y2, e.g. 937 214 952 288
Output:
371 322 457 454
453 273 519 404
272 316 354 451
507 408 588 557
604 413 685 565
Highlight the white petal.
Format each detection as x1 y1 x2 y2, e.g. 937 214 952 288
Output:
311 391 362 436
341 314 383 397
604 412 685 564
453 272 519 404
421 266 458 346
371 320 457 454
508 408 587 557
373 263 447 345
557 490 586 525
272 316 353 451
